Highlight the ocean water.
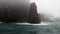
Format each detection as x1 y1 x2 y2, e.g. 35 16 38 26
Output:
36 22 60 34
0 22 60 34
15 21 60 25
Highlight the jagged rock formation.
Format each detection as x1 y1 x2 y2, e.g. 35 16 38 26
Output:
28 2 40 23
0 0 40 24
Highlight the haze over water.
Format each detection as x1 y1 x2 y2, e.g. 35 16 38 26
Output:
30 0 60 18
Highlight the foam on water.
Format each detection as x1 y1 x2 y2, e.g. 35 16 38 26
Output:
15 22 49 25
0 22 54 25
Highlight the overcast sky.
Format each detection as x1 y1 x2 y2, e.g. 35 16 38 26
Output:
30 0 60 18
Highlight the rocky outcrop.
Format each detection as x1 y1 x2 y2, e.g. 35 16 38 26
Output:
28 2 40 23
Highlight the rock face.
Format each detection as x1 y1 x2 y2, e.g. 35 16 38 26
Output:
0 0 30 23
28 2 40 23
0 0 40 23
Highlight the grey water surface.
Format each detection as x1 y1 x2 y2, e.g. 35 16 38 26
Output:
0 22 60 34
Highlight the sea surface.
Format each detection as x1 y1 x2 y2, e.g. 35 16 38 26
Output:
0 22 60 34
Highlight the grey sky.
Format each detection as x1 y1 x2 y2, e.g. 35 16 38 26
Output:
30 0 60 18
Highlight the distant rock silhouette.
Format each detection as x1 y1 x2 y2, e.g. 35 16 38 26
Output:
28 2 41 23
0 0 40 24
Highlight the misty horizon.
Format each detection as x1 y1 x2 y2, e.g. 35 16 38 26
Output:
30 0 60 18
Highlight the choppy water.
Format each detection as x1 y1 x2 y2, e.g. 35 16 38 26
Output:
15 21 60 25
0 22 60 34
